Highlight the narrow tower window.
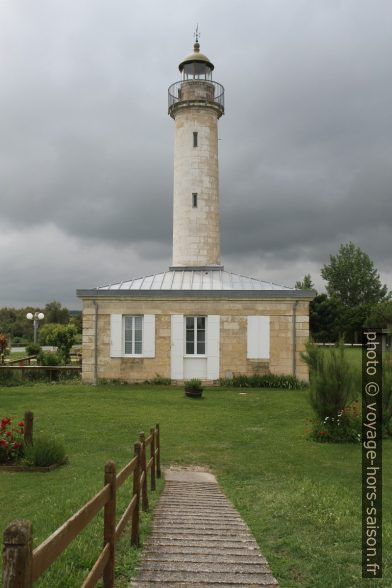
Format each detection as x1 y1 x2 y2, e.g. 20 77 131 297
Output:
193 131 198 147
192 193 198 208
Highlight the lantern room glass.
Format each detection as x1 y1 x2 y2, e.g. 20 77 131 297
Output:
182 62 213 80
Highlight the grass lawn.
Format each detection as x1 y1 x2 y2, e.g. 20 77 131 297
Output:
0 383 390 587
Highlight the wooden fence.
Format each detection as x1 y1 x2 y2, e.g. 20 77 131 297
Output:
2 424 161 588
0 365 82 381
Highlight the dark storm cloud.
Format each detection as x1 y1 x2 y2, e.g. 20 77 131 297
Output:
0 0 391 306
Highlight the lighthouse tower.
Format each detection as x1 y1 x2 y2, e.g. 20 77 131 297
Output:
168 36 224 269
78 37 313 387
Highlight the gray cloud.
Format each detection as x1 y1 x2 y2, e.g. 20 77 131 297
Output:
0 0 391 307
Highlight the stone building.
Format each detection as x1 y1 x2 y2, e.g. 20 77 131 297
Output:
77 40 314 384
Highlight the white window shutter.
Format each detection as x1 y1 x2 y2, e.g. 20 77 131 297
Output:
171 315 184 379
110 314 122 358
143 315 155 358
207 315 220 380
247 316 270 359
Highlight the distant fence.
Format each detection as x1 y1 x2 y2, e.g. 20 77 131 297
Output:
4 355 38 366
0 365 82 382
2 424 161 587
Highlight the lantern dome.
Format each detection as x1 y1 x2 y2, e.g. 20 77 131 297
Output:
178 42 214 80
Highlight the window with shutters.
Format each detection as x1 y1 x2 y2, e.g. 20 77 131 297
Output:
185 316 206 355
123 315 143 355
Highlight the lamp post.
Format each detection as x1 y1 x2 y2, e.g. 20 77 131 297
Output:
26 312 45 343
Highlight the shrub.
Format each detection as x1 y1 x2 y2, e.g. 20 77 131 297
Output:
39 323 77 364
185 378 203 391
24 434 66 467
38 351 62 366
301 341 356 421
307 402 361 443
218 374 307 390
147 374 172 385
26 342 42 356
0 417 24 463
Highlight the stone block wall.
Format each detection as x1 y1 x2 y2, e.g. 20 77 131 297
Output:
81 296 311 384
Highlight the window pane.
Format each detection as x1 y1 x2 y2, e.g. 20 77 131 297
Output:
197 317 205 329
125 342 133 354
186 340 194 354
197 341 205 354
124 317 133 329
197 330 205 343
134 341 142 354
186 317 194 329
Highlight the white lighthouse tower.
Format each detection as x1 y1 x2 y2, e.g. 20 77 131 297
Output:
168 34 224 269
78 36 313 386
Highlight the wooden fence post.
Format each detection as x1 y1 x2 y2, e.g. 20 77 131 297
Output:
3 520 33 588
131 442 141 547
150 427 156 491
138 432 149 512
103 461 116 588
24 412 33 447
156 423 161 478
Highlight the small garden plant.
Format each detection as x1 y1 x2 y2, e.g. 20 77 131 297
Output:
302 341 361 443
184 378 203 398
0 413 66 468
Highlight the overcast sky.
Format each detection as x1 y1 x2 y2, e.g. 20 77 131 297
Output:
1 0 391 308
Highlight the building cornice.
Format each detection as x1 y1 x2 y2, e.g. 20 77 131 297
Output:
76 288 315 300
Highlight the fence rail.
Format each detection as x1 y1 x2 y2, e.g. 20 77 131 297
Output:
2 424 161 588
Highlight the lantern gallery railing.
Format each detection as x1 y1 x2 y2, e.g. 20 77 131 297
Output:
168 80 224 113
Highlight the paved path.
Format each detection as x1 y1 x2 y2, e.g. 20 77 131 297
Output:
132 468 278 587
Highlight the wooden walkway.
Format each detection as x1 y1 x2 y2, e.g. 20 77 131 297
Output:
132 469 278 587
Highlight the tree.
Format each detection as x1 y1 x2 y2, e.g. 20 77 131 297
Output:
44 301 70 325
321 242 389 308
39 324 76 364
310 294 344 342
366 301 392 329
295 274 316 291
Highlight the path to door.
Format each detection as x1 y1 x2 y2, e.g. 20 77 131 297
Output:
132 468 278 587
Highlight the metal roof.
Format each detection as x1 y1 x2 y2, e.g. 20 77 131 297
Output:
95 269 295 292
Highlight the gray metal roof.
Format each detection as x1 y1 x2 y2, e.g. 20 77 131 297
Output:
95 269 295 292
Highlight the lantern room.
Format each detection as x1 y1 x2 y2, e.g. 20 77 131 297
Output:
179 41 214 80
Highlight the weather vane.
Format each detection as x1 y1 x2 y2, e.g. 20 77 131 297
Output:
194 24 200 43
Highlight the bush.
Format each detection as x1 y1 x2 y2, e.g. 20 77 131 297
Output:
24 434 66 467
301 341 359 443
307 402 361 443
219 374 307 390
185 378 203 391
39 324 76 363
146 374 172 385
38 351 62 366
301 341 356 421
26 342 42 356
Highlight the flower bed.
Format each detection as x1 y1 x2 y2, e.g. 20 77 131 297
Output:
0 417 24 463
0 414 66 471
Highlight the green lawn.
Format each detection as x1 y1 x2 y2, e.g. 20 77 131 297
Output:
0 383 390 587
